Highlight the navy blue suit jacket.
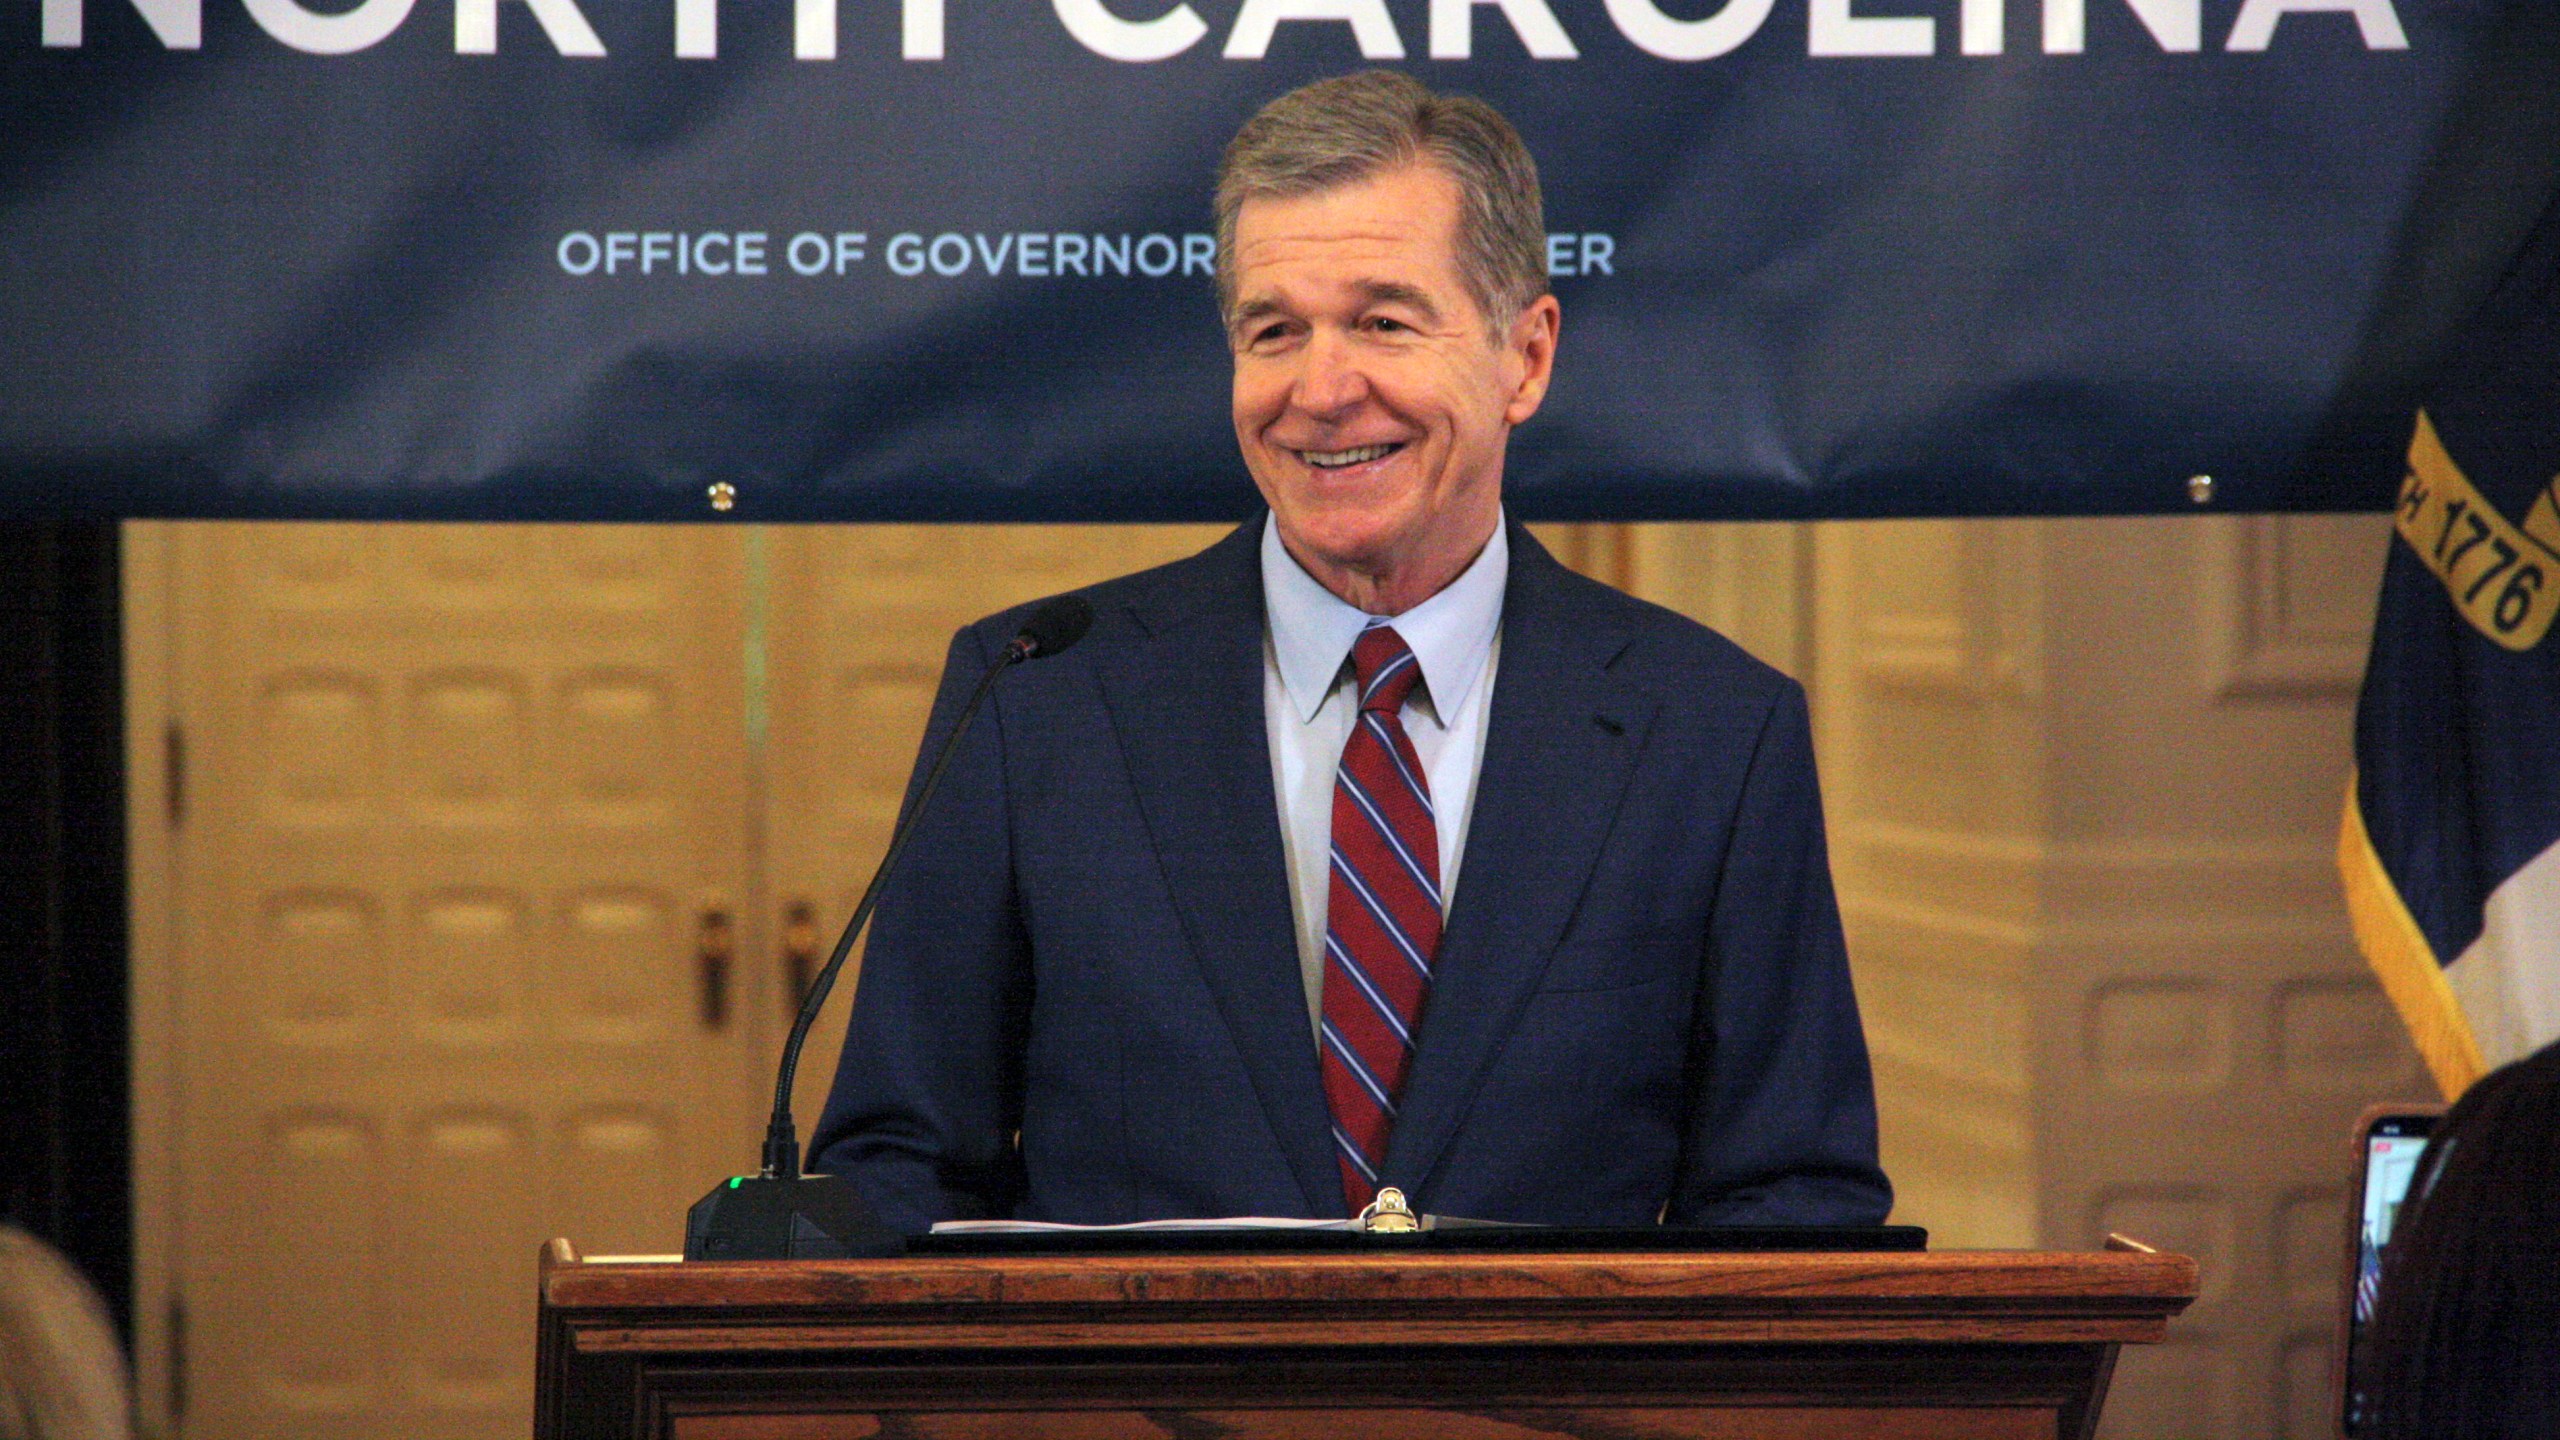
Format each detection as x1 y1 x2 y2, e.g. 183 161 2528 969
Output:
810 518 1890 1230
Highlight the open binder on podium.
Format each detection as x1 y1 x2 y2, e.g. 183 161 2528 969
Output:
911 1186 1929 1254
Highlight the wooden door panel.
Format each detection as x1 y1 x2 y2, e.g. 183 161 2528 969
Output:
141 517 1639 1439
153 521 755 1439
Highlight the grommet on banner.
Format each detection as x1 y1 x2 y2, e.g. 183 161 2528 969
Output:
708 482 738 513
2186 474 2215 506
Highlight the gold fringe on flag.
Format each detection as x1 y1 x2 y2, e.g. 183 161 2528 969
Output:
2338 769 2487 1101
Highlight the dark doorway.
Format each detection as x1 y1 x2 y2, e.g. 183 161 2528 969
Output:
0 519 132 1338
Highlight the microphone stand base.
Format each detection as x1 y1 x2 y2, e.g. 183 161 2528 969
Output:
684 1174 906 1260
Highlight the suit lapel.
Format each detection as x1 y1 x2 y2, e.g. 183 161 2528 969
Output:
1095 522 1342 1216
1380 527 1657 1202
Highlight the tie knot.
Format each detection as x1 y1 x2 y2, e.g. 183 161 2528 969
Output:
1350 625 1423 716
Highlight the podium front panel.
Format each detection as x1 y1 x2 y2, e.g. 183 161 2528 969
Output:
537 1243 2194 1440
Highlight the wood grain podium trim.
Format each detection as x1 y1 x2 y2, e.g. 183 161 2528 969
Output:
536 1241 2192 1440
544 1245 2194 1345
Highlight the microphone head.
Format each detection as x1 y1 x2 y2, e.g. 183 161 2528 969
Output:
1011 594 1094 661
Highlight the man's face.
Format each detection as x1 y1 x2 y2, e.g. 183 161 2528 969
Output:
1228 163 1558 608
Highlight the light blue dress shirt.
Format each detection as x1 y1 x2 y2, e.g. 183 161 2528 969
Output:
1261 512 1508 1033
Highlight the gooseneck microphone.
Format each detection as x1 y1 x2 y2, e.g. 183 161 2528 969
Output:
686 594 1095 1260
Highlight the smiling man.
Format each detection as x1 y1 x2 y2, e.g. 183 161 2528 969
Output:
810 72 1891 1231
1224 153 1554 616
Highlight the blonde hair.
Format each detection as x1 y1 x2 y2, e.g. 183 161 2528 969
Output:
0 1226 132 1440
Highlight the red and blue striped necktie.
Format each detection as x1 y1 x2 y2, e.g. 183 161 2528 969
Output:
1320 624 1441 1212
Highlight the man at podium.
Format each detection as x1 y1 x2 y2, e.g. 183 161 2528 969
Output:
809 71 1891 1233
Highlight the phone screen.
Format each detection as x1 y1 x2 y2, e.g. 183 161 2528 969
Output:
2342 1113 2438 1435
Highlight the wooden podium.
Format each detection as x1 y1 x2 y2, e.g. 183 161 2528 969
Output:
536 1237 2194 1440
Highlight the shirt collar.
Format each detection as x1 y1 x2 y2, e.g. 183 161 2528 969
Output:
1262 510 1508 724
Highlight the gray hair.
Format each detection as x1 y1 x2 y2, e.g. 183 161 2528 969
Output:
1214 70 1548 332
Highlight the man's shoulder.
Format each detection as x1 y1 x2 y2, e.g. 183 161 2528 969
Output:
1518 539 1800 713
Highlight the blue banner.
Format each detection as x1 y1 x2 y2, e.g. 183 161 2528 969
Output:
2 0 2552 520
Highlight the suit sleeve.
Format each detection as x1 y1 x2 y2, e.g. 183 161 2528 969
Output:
807 622 1032 1232
1668 679 1895 1227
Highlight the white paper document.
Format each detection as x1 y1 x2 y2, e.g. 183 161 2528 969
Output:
928 1217 1358 1234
